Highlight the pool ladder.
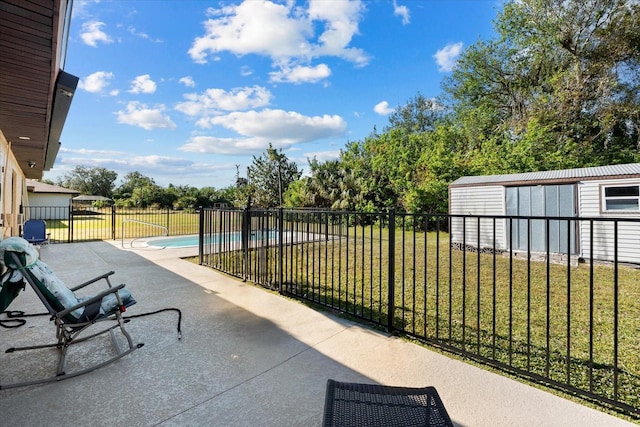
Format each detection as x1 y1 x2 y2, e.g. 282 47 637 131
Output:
121 219 169 249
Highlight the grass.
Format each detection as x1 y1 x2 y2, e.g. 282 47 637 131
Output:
200 224 640 416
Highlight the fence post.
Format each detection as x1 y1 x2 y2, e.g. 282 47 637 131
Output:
387 209 395 333
198 207 204 265
111 205 116 240
241 207 250 281
69 202 74 243
278 207 284 294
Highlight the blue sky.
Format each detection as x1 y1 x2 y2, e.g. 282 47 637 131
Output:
48 0 500 188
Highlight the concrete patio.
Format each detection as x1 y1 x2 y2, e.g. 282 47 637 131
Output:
0 241 635 426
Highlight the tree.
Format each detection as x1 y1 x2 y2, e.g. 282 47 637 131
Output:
57 166 117 198
247 143 302 208
114 171 156 200
385 93 444 134
283 178 314 208
442 0 640 170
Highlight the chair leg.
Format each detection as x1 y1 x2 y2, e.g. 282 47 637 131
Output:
1 316 144 390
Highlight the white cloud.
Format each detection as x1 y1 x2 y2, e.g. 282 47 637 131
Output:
50 147 231 188
175 86 272 118
209 109 347 142
60 147 125 156
179 135 271 154
129 74 157 94
80 21 113 47
269 63 331 84
189 1 311 64
71 0 96 18
78 71 115 93
179 76 196 87
393 1 410 25
180 109 347 155
304 150 341 163
240 66 253 77
434 42 464 72
128 26 162 43
115 101 177 130
374 101 394 115
188 0 369 83
307 0 369 65
118 155 193 169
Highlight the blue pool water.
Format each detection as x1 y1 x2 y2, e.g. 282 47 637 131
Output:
147 230 277 248
147 233 238 248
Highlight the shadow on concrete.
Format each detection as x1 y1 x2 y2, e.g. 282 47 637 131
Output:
0 242 419 426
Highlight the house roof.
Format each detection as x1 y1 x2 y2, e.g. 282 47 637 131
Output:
450 163 640 188
0 0 78 179
26 179 78 194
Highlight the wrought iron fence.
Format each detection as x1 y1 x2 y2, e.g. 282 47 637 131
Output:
25 205 199 242
199 207 640 417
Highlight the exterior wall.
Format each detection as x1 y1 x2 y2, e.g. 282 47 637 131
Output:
0 131 28 239
578 178 640 264
27 193 71 220
449 185 506 250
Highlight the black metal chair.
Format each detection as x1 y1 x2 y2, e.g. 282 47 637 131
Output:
322 379 454 427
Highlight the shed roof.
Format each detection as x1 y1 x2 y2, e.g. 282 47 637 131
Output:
26 179 79 195
73 195 112 202
449 163 640 188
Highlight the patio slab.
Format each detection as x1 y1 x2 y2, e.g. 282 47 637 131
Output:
0 241 635 426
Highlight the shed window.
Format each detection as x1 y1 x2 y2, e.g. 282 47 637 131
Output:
602 185 640 211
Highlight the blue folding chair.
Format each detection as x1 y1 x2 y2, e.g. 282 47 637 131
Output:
22 219 50 245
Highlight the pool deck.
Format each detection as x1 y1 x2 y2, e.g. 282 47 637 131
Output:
0 240 636 426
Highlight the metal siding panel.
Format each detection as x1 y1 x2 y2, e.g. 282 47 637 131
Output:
558 185 575 216
506 187 517 215
517 187 531 250
450 186 505 248
530 186 545 251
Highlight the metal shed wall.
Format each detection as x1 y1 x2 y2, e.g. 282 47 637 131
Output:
449 171 640 264
449 185 506 250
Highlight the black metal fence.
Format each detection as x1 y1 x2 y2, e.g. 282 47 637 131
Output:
26 205 199 242
199 207 640 417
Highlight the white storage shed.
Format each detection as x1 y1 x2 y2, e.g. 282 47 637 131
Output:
448 163 640 264
27 180 79 220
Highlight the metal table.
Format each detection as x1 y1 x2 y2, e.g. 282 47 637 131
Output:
322 380 454 427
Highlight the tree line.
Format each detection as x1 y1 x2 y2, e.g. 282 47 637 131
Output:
49 0 639 213
48 144 301 211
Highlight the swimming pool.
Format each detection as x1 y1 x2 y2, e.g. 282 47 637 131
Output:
145 234 208 248
146 230 277 248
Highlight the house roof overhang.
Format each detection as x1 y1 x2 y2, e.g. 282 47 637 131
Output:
0 0 77 179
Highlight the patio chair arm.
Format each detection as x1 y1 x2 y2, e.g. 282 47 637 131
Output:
69 271 116 291
56 283 126 319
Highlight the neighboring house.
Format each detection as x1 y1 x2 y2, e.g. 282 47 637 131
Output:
449 163 640 264
0 1 77 239
26 180 79 220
